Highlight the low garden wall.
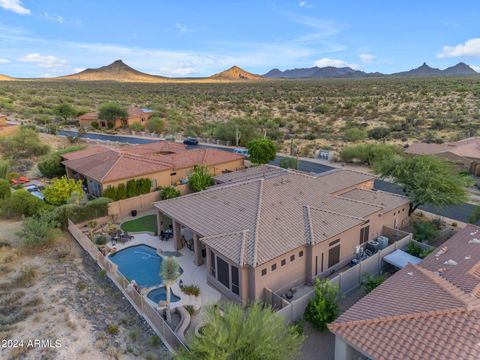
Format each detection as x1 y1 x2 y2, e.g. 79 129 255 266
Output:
67 220 188 354
108 192 162 217
276 231 414 324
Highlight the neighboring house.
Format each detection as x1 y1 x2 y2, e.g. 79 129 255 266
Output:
329 224 480 360
62 141 245 196
154 166 411 304
0 113 19 136
78 106 153 129
405 137 480 175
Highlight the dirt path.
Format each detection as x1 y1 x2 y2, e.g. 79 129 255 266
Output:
0 218 170 360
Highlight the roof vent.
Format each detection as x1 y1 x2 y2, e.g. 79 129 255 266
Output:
407 272 413 276
469 238 480 244
465 255 472 260
435 246 448 257
444 259 458 266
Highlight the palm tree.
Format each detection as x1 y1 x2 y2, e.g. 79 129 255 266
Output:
176 302 303 360
160 256 181 323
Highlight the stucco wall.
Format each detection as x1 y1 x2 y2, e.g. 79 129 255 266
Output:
103 170 171 190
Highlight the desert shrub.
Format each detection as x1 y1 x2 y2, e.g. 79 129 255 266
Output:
361 273 387 293
413 221 439 242
247 138 276 164
128 328 140 341
38 145 86 178
95 235 108 245
160 186 181 200
107 324 119 335
147 116 166 133
90 121 99 129
0 160 9 179
344 127 367 142
304 278 340 331
0 179 11 200
279 157 298 169
368 126 391 140
18 211 61 247
0 126 50 159
130 122 143 131
339 143 401 165
1 189 50 218
149 335 161 347
181 284 201 297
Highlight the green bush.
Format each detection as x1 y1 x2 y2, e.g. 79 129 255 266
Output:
361 273 387 293
339 143 401 165
90 121 99 129
0 179 11 200
106 324 119 335
103 178 152 201
247 138 276 164
38 145 86 178
279 157 298 169
304 278 340 331
189 165 214 192
344 128 367 142
413 221 439 242
43 176 83 205
368 127 391 140
95 235 108 245
52 197 112 228
0 126 50 159
181 284 201 297
1 189 50 218
18 211 61 247
405 242 434 258
0 160 9 179
130 123 143 131
159 186 181 200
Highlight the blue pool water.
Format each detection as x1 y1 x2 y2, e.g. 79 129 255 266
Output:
109 244 164 288
147 287 181 303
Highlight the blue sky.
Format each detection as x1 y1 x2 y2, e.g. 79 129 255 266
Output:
1 0 480 77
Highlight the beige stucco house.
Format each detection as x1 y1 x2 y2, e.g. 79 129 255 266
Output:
78 106 153 129
62 141 245 196
154 165 411 304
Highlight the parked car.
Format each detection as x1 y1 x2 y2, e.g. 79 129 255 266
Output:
183 137 199 145
233 148 249 157
164 135 176 142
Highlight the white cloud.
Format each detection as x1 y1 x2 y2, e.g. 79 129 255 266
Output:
175 23 191 35
438 38 480 58
471 65 480 73
298 1 312 8
73 67 86 73
0 58 10 64
313 57 360 69
19 53 68 68
0 0 30 15
41 12 64 24
359 53 376 64
159 66 196 76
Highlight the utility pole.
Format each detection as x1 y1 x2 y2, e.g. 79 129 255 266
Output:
263 128 267 139
235 125 240 146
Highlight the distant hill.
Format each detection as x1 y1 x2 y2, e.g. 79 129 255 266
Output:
57 60 169 83
264 62 478 79
0 74 15 81
210 66 263 80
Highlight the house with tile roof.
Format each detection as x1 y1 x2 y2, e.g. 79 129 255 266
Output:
62 141 244 196
405 137 480 175
329 224 480 360
78 105 153 129
154 167 411 304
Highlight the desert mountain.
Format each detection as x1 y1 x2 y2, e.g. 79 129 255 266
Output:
264 62 478 79
57 60 169 82
0 74 15 81
210 66 263 80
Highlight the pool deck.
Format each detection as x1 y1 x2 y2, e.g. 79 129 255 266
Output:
107 232 222 310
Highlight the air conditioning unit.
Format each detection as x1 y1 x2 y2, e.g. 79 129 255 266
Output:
366 240 380 254
377 236 389 249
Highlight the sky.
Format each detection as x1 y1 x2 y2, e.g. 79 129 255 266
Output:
1 0 480 77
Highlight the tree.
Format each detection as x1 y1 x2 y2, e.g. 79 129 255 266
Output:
38 145 86 178
54 104 77 123
177 302 302 360
18 210 61 246
98 103 128 128
147 116 166 134
374 154 472 215
189 165 214 192
304 278 340 331
339 143 401 165
279 157 298 170
412 220 439 242
368 127 391 141
247 138 276 164
43 176 83 206
160 257 180 324
160 186 181 200
0 179 11 200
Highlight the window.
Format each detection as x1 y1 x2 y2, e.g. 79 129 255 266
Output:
359 226 370 244
328 244 340 268
210 250 216 277
231 266 239 295
281 259 286 266
170 172 177 176
299 250 304 257
261 268 267 276
329 239 340 246
271 263 277 271
290 255 295 262
217 256 230 289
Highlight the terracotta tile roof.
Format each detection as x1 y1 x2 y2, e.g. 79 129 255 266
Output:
78 111 99 121
62 141 242 183
155 170 388 266
404 142 453 155
329 225 480 360
312 169 374 194
202 230 251 265
213 164 289 184
405 137 480 160
339 188 410 213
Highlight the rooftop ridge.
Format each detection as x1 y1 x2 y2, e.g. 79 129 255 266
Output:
252 178 265 266
304 205 315 245
240 230 248 266
347 187 411 201
99 153 123 182
308 205 368 222
332 193 384 212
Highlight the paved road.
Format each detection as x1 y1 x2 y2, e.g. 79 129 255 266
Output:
56 130 477 224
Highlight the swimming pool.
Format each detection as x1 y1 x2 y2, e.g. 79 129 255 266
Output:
147 286 181 303
109 244 168 288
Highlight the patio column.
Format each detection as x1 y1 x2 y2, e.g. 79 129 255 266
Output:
193 233 204 266
173 220 182 250
156 210 164 237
